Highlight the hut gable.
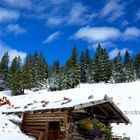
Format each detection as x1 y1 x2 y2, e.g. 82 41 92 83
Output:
1 89 130 140
2 95 130 140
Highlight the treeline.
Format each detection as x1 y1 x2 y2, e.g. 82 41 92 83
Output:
0 44 140 95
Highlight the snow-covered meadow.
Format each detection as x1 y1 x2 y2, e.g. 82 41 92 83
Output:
0 81 140 140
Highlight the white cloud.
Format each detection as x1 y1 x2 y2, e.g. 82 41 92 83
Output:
67 3 87 25
100 0 124 22
122 27 140 40
109 48 132 59
136 9 140 20
73 26 120 42
3 0 32 9
0 7 19 23
47 17 64 26
0 41 26 62
43 31 60 44
7 24 26 35
73 26 140 43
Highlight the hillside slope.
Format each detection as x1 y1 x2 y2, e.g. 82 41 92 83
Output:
0 81 140 140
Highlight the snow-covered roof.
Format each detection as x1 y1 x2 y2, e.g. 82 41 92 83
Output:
1 87 104 113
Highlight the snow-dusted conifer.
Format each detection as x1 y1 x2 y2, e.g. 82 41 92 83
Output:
49 60 61 91
124 50 135 82
32 52 40 90
134 53 140 79
112 52 125 83
9 56 23 95
38 52 48 89
0 52 9 90
80 51 86 83
22 54 32 90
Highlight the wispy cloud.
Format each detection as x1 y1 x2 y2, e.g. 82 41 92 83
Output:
73 26 120 42
47 17 64 26
7 24 26 35
0 41 26 62
122 27 140 40
67 3 88 25
0 7 20 23
100 0 124 22
43 31 60 44
109 48 132 59
136 9 140 20
3 0 32 9
45 2 93 26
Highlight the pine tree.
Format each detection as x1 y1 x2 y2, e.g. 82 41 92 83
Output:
80 51 86 83
100 48 112 82
22 55 32 90
38 52 48 89
49 60 61 91
70 47 81 88
93 44 112 82
87 59 95 83
94 51 101 82
112 52 125 83
134 53 140 79
0 52 9 91
124 50 135 82
60 47 80 89
59 60 72 90
32 52 40 90
9 56 23 95
85 48 91 82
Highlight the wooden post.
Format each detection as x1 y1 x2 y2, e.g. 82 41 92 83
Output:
38 131 44 140
44 121 49 140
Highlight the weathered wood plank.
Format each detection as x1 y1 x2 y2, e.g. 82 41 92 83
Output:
38 131 44 140
25 112 67 116
24 116 65 120
22 122 46 126
22 125 46 130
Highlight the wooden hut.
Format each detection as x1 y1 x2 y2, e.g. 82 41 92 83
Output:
4 95 130 140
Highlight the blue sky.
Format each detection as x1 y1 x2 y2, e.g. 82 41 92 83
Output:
0 0 140 65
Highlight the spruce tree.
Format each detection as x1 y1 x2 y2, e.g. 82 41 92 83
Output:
124 50 135 82
0 52 9 90
9 56 23 95
60 47 80 89
32 52 40 90
59 60 72 90
94 51 101 82
100 48 112 82
94 44 112 82
80 51 86 83
22 55 32 90
134 53 140 79
70 47 81 88
85 48 91 82
49 60 61 91
87 59 95 83
38 52 48 89
112 52 125 83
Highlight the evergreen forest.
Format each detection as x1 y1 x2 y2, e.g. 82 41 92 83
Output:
0 44 140 95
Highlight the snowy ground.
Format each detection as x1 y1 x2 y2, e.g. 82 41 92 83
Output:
0 112 34 140
0 81 140 140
